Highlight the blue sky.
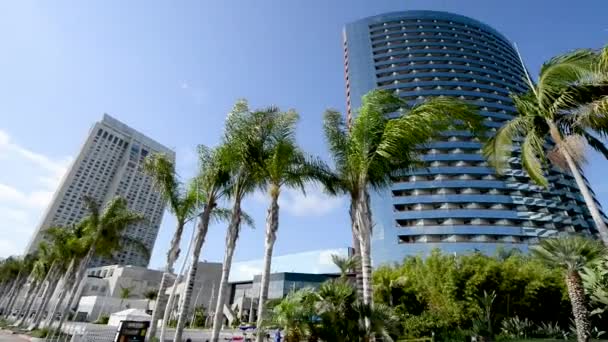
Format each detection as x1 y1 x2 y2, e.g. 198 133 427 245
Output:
1 0 607 270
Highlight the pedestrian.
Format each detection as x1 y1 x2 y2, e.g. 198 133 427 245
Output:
274 328 282 342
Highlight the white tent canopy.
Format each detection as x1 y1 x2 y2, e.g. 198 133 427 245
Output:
107 308 151 326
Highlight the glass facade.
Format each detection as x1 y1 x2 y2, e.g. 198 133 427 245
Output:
229 248 352 282
343 11 605 265
230 273 339 302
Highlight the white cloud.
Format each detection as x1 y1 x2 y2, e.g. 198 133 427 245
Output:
0 183 54 209
0 128 71 258
277 186 344 217
0 130 9 146
0 207 29 224
0 128 71 189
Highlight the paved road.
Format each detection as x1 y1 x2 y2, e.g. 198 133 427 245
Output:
0 331 27 342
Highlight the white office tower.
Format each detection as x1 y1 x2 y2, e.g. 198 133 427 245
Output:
25 114 174 267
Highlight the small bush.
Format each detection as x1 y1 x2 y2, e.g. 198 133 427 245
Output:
94 315 109 325
534 321 565 339
500 316 534 339
31 328 49 338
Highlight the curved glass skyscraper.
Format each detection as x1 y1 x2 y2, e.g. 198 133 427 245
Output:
343 10 605 265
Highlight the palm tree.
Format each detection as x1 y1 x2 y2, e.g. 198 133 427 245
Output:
35 224 87 330
268 280 399 342
483 48 608 245
191 305 206 328
267 288 316 342
143 152 200 340
15 243 57 327
331 254 359 280
532 236 605 342
118 285 133 310
54 196 144 334
144 289 157 313
581 255 608 317
2 254 36 320
210 101 276 342
170 145 230 342
323 89 483 310
0 257 21 311
315 280 399 342
372 267 407 307
253 108 333 342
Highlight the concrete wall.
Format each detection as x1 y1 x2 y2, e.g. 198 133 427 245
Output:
82 265 164 299
166 262 222 320
76 296 149 321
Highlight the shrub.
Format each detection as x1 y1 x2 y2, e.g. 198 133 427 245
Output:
31 328 49 338
534 321 565 339
500 316 533 339
375 250 571 338
94 315 109 324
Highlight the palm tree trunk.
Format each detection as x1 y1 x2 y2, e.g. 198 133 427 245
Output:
159 274 179 342
31 270 60 330
149 221 185 340
172 203 214 342
55 250 95 334
15 280 41 326
549 124 608 245
211 200 243 342
255 188 280 342
0 280 15 317
0 280 14 310
355 189 374 308
565 270 591 342
350 199 363 298
44 259 75 328
11 274 36 321
21 262 57 328
148 272 170 340
2 270 24 319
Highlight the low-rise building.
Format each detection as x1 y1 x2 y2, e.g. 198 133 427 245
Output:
73 262 222 322
228 272 340 324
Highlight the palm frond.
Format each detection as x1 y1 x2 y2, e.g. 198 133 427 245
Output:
331 254 359 276
483 114 532 173
597 44 608 75
210 207 255 229
538 49 596 110
195 144 231 203
572 95 608 138
378 97 483 161
178 179 202 222
82 195 101 227
142 153 181 216
521 129 549 187
579 130 608 159
323 109 350 170
531 235 605 272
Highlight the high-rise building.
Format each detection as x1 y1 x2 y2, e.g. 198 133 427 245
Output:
343 10 605 265
25 114 174 267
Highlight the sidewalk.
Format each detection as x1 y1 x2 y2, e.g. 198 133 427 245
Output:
0 330 28 342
